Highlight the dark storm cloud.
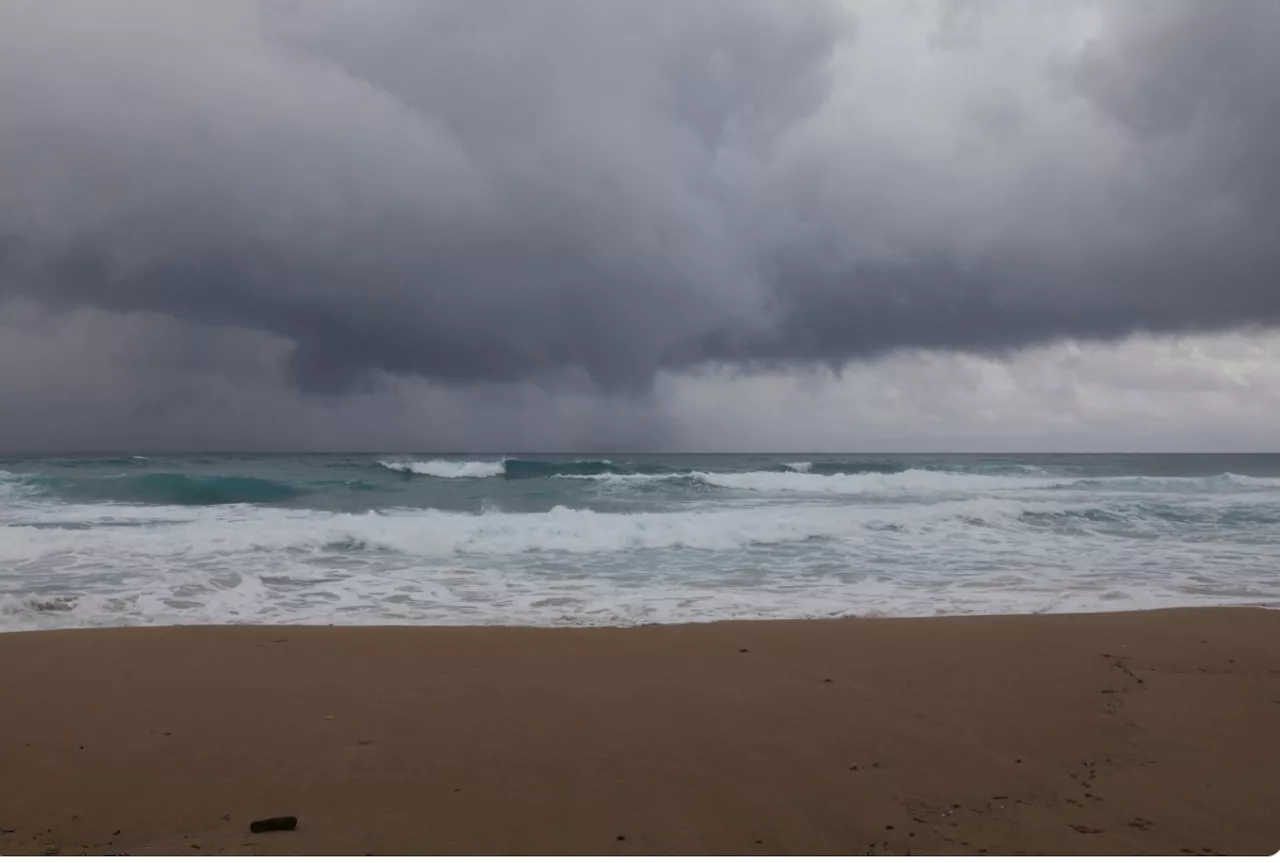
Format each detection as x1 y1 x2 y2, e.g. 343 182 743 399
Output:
1 0 1279 400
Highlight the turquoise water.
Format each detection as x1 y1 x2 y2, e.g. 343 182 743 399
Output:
3 453 1280 629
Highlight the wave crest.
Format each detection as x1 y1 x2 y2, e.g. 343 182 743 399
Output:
379 457 632 479
691 469 1051 494
379 459 507 478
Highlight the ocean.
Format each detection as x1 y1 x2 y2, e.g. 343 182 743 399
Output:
2 453 1279 630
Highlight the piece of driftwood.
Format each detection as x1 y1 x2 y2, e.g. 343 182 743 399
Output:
249 816 298 834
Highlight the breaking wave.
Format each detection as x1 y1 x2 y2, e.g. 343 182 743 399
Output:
379 459 508 478
379 457 648 479
372 456 1060 483
689 469 1049 494
1061 473 1280 492
563 468 1280 496
794 459 908 475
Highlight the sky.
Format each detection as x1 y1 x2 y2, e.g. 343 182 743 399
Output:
1 0 1278 452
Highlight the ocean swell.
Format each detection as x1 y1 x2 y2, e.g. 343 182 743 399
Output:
10 472 303 506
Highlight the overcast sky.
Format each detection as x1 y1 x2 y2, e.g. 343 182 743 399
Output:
1 0 1278 452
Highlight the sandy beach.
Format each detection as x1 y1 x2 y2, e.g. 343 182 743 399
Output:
2 608 1277 856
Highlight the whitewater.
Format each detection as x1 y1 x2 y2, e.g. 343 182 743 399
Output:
3 453 1280 630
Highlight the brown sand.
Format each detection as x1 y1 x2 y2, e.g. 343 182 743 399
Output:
1 607 1277 856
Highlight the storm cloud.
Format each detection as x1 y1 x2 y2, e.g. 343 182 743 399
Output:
1 0 1279 447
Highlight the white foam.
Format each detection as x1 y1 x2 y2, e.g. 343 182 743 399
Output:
690 468 1055 495
0 502 867 561
1069 473 1280 492
379 458 507 478
555 468 1280 496
557 468 1075 495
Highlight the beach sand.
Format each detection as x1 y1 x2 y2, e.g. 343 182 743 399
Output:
1 608 1277 855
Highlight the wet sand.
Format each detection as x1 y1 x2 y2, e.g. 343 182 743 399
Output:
1 607 1277 855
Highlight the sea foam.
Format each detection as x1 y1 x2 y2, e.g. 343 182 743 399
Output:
379 459 508 478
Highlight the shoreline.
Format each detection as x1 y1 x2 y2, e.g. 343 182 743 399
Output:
3 607 1278 855
7 598 1279 634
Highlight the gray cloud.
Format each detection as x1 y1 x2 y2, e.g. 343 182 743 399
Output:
1 0 1279 448
0 298 673 452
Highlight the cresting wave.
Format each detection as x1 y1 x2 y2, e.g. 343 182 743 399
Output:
379 459 508 478
377 457 656 479
378 458 628 479
377 457 1220 487
376 457 920 480
691 469 1049 494
376 458 1009 493
547 469 1280 496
